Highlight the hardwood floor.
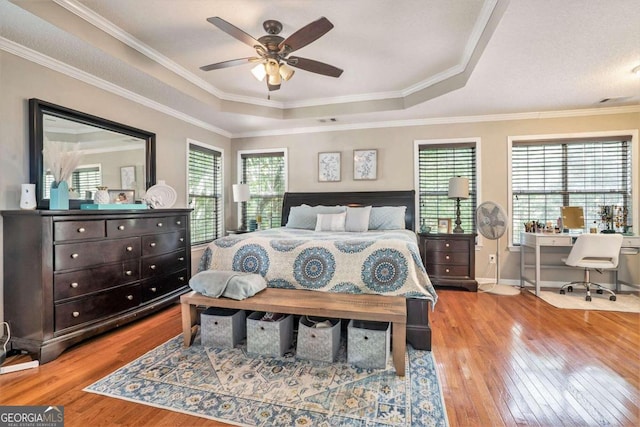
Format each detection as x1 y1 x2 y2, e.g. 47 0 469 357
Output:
1 289 638 426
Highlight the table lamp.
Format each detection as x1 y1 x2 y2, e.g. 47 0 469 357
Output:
448 176 469 233
232 183 250 230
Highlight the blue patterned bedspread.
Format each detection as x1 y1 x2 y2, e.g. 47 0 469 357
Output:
200 228 437 304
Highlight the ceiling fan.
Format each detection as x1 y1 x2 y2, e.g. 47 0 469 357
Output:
200 16 343 91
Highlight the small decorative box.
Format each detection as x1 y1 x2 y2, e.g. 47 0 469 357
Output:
201 307 246 349
246 311 293 357
347 319 390 369
296 316 341 362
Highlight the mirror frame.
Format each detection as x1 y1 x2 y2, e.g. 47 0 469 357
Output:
29 98 156 209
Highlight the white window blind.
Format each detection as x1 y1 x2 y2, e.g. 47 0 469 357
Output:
511 138 632 245
417 143 477 233
44 165 101 199
189 144 222 245
241 151 286 230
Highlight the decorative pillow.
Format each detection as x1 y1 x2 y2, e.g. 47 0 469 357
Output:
368 206 407 230
315 212 347 232
189 270 266 300
345 206 372 232
286 205 346 229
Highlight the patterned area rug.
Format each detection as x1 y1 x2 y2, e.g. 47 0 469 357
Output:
84 335 448 426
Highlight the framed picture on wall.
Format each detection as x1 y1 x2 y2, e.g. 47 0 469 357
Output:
437 218 451 234
120 165 136 189
318 152 341 182
353 149 377 180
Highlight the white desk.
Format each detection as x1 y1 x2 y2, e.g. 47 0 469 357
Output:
520 232 640 296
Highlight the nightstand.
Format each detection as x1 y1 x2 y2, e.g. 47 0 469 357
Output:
418 233 477 291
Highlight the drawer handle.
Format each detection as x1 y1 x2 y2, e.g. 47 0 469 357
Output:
126 295 134 300
176 220 181 225
118 225 125 231
157 222 163 227
150 265 157 270
179 238 184 242
125 270 133 276
179 257 185 261
445 268 450 273
71 253 79 259
77 227 86 233
150 287 157 292
126 246 133 252
179 276 185 282
445 243 450 247
445 255 450 260
70 282 79 288
149 242 157 247
72 311 80 318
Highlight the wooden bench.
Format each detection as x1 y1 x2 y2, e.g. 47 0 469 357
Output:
181 288 407 376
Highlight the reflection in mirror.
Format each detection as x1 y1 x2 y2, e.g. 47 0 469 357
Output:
29 99 156 208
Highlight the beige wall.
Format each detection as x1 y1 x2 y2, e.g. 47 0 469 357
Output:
0 52 231 323
233 112 640 288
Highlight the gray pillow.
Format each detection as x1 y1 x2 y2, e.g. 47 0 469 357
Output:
189 270 266 300
369 206 407 230
345 206 372 232
286 205 346 229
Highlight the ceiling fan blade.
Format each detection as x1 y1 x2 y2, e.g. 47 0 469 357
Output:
287 56 343 78
278 17 333 53
200 57 255 71
206 17 265 50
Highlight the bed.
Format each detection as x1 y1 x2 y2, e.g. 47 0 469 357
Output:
198 190 435 350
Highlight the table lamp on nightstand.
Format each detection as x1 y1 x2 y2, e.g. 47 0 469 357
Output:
448 176 469 233
232 183 250 230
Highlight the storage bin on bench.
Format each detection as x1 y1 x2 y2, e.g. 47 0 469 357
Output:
296 316 341 362
347 319 390 369
246 311 294 357
201 307 246 348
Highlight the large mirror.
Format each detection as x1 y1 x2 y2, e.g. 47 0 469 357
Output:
29 98 156 209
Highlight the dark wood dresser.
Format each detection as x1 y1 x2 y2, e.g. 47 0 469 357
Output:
1 209 192 363
418 232 477 291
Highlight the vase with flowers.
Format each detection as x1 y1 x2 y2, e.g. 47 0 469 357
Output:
42 141 82 210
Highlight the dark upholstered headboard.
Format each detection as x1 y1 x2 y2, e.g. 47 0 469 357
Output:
281 190 416 231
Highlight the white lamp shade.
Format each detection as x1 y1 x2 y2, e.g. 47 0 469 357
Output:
251 63 266 81
232 183 250 202
448 177 469 199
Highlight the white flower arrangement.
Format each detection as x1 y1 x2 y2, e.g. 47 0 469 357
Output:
42 141 83 187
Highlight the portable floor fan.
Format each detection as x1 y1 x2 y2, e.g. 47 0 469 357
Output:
475 201 518 294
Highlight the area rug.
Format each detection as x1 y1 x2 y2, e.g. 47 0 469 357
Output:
530 289 640 313
84 335 448 427
478 283 521 296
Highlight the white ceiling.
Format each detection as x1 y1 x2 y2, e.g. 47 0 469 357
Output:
2 0 639 138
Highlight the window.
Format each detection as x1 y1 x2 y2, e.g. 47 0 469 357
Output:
510 135 633 245
415 140 478 234
44 165 101 199
188 142 223 245
239 149 287 230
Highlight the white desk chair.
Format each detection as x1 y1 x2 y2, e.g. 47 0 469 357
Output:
559 234 623 301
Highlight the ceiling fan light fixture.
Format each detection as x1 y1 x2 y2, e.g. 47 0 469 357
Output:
250 63 266 81
268 72 282 86
265 59 279 77
279 63 295 81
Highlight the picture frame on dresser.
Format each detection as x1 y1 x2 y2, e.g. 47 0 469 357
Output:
437 218 451 234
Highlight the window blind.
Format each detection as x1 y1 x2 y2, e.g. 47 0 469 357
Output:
417 143 477 233
44 165 101 199
241 151 285 230
188 144 222 245
511 139 632 244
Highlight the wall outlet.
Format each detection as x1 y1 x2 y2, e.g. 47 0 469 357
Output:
489 254 496 264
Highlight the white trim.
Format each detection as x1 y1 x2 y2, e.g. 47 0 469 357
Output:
507 129 639 248
186 139 225 241
413 137 482 245
236 148 289 229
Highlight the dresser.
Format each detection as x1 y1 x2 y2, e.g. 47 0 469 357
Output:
418 233 477 291
1 209 192 363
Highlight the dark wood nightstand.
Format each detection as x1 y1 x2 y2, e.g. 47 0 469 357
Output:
418 233 477 291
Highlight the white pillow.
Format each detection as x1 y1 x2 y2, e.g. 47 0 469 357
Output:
368 206 407 230
345 206 372 232
286 205 346 229
315 212 347 232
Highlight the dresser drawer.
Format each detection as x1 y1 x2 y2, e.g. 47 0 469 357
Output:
142 230 187 256
141 269 188 302
54 220 105 242
423 251 469 265
424 238 469 253
54 283 141 331
142 249 188 278
55 237 140 271
425 264 471 278
106 215 187 237
54 260 140 301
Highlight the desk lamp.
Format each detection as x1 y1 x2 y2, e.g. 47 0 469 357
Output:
448 176 469 233
232 183 250 230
